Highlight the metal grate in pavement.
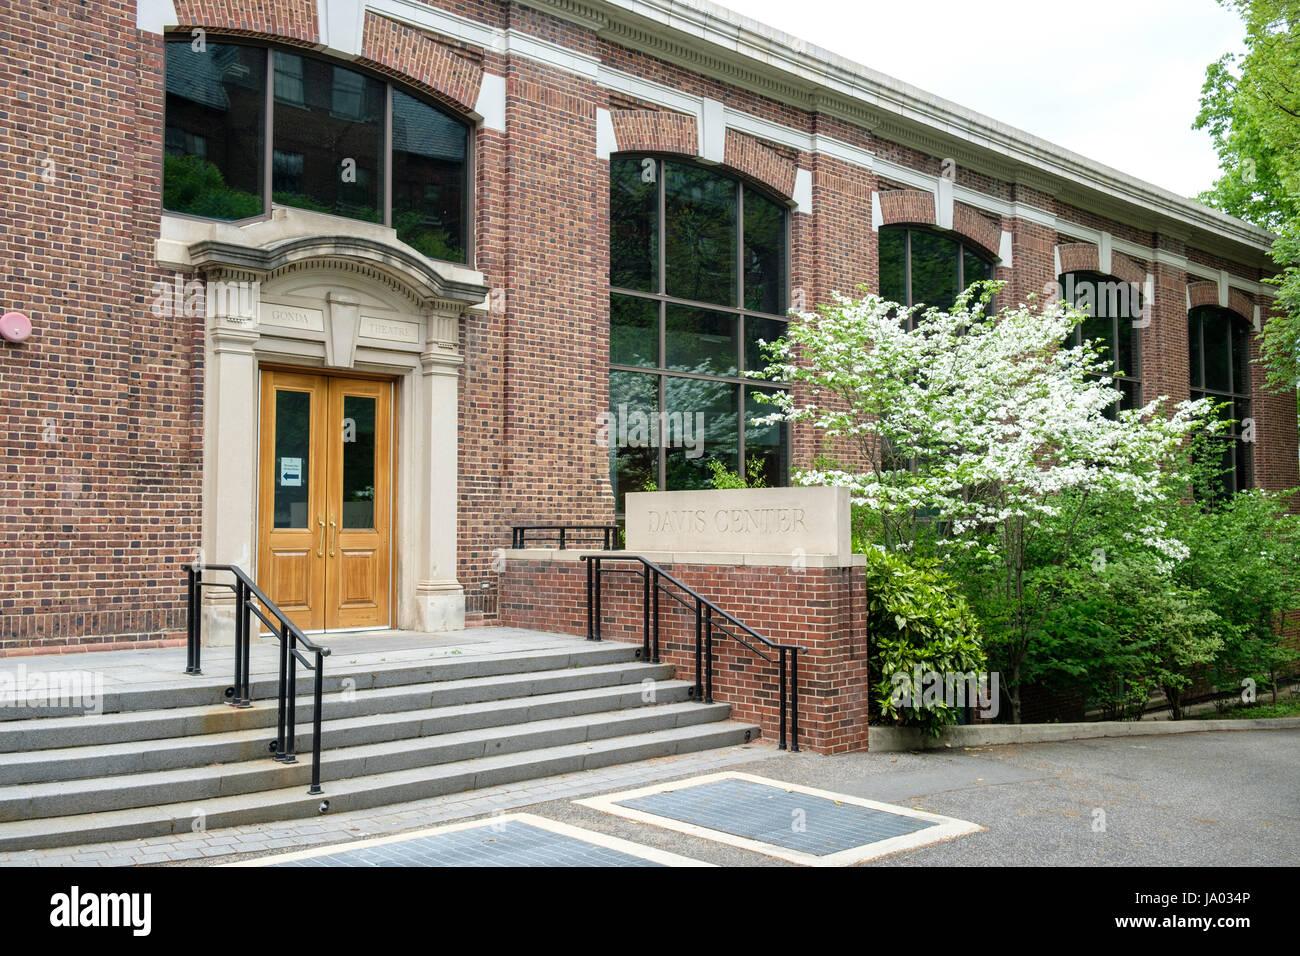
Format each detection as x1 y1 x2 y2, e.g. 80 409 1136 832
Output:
233 813 710 868
617 776 933 855
576 772 983 866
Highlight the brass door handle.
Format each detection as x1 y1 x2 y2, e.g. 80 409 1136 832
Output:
317 517 325 558
329 517 337 557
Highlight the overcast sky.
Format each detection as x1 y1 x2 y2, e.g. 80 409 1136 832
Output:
722 0 1244 199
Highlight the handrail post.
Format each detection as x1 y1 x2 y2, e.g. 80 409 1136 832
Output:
704 605 714 704
308 649 324 795
193 565 202 675
185 564 199 675
585 557 594 641
693 600 704 702
230 578 245 708
559 527 566 550
283 635 298 764
275 621 290 762
789 648 800 753
778 648 788 751
593 557 602 642
651 569 660 663
641 564 650 660
240 588 253 706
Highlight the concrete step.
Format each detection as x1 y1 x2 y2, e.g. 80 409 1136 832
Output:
0 679 698 785
0 660 671 753
0 701 735 821
0 719 762 850
0 641 643 720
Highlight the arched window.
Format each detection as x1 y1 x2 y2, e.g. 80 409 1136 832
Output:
162 38 471 264
609 156 790 511
1189 306 1254 495
1059 271 1143 414
878 226 993 315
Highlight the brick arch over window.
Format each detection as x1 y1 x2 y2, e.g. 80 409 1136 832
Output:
722 130 797 200
1187 281 1254 324
171 9 485 113
609 111 699 157
356 13 484 113
876 190 1000 260
1229 289 1256 323
876 188 936 229
1058 242 1100 275
1056 243 1146 286
173 0 319 45
950 204 1002 261
1055 243 1149 287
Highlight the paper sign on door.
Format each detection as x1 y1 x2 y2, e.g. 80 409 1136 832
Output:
280 457 303 487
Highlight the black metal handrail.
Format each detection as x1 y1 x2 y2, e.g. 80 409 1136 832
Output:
580 553 803 752
183 563 332 795
511 524 621 550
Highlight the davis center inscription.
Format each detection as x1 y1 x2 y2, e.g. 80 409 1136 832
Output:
625 486 850 558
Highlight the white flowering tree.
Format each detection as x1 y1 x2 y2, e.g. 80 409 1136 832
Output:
752 282 1220 722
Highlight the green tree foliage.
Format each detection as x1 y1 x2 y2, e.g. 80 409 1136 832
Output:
707 456 770 489
162 154 262 221
1195 1 1300 389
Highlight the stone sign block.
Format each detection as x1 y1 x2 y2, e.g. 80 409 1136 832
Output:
625 486 851 560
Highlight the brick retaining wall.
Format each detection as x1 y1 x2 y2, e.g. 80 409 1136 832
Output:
500 555 869 753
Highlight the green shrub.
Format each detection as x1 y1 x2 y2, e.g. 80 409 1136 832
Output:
863 547 987 735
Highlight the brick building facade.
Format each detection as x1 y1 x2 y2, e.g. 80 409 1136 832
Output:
0 0 1291 652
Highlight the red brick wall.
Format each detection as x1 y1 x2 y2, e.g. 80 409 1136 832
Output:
0 2 198 651
792 148 875 472
1146 246 1193 409
499 557 869 753
493 49 614 542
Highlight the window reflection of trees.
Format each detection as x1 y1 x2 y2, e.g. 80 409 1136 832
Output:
608 156 791 510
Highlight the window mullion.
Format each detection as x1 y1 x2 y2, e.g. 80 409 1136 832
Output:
264 46 274 215
383 84 393 228
658 160 666 296
737 386 746 476
905 230 912 308
657 371 666 491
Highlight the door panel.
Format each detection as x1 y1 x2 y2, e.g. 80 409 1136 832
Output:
258 372 327 631
326 378 391 629
258 371 392 632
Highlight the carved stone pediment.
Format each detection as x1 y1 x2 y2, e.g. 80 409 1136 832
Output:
157 206 490 316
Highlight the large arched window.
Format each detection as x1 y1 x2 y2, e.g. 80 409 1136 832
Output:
162 38 471 264
1059 271 1143 414
1189 306 1254 495
878 226 993 314
608 155 790 511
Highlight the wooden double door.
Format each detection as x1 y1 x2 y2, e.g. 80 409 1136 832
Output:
258 370 393 632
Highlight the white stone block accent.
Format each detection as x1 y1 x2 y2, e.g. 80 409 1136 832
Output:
320 0 366 57
476 73 506 132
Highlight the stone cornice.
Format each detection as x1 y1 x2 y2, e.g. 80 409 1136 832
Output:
523 0 1276 264
188 236 488 311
